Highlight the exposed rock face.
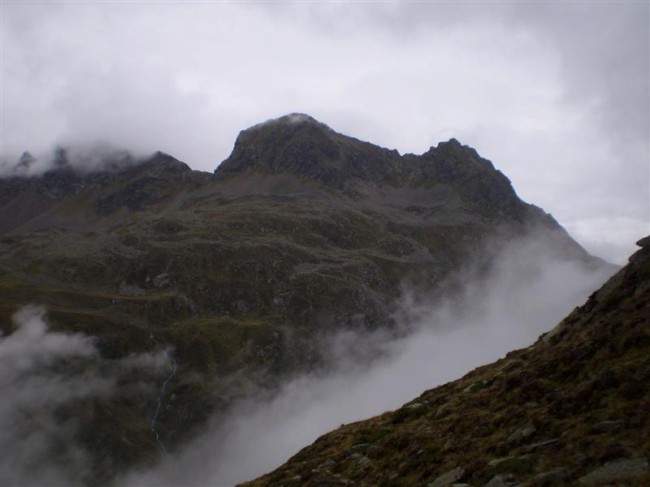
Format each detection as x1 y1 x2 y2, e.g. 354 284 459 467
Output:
243 239 650 487
578 458 649 485
217 115 526 222
0 114 611 483
216 113 401 186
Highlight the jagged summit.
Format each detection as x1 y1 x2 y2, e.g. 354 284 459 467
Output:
429 137 481 159
213 113 532 222
1 115 571 232
216 114 507 194
247 113 334 132
215 113 401 186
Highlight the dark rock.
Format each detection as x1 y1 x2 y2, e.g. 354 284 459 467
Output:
531 468 567 486
636 235 650 247
593 420 623 433
521 439 559 453
507 424 536 444
578 457 648 485
482 474 517 487
214 112 530 223
428 466 466 487
215 113 401 187
486 456 535 477
152 273 171 288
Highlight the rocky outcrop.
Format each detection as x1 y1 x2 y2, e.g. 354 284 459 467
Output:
215 113 403 187
218 116 512 200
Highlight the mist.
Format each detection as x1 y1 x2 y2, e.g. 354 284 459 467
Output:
0 144 142 178
0 306 173 486
120 235 614 486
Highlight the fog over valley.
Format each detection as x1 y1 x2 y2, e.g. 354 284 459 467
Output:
1 236 613 486
120 236 614 486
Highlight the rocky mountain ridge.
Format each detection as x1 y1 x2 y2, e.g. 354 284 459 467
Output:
217 114 528 221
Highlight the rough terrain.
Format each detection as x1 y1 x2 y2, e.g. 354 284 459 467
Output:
244 238 650 486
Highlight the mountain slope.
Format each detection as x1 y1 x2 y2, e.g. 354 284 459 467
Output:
0 114 610 483
244 238 650 487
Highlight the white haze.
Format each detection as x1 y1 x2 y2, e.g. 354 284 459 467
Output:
0 306 173 487
121 236 614 486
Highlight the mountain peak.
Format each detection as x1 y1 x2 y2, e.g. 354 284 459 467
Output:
440 137 462 147
249 113 332 131
213 115 531 220
215 113 400 186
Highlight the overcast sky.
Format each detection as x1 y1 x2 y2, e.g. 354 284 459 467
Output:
1 1 648 263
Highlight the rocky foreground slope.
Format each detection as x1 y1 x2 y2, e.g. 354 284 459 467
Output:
244 238 650 487
0 114 608 483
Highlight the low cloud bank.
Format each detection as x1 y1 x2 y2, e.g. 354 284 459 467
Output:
122 235 614 486
0 144 140 178
0 306 172 486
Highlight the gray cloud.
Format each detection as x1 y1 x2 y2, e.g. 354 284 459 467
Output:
0 306 172 486
1 2 647 263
